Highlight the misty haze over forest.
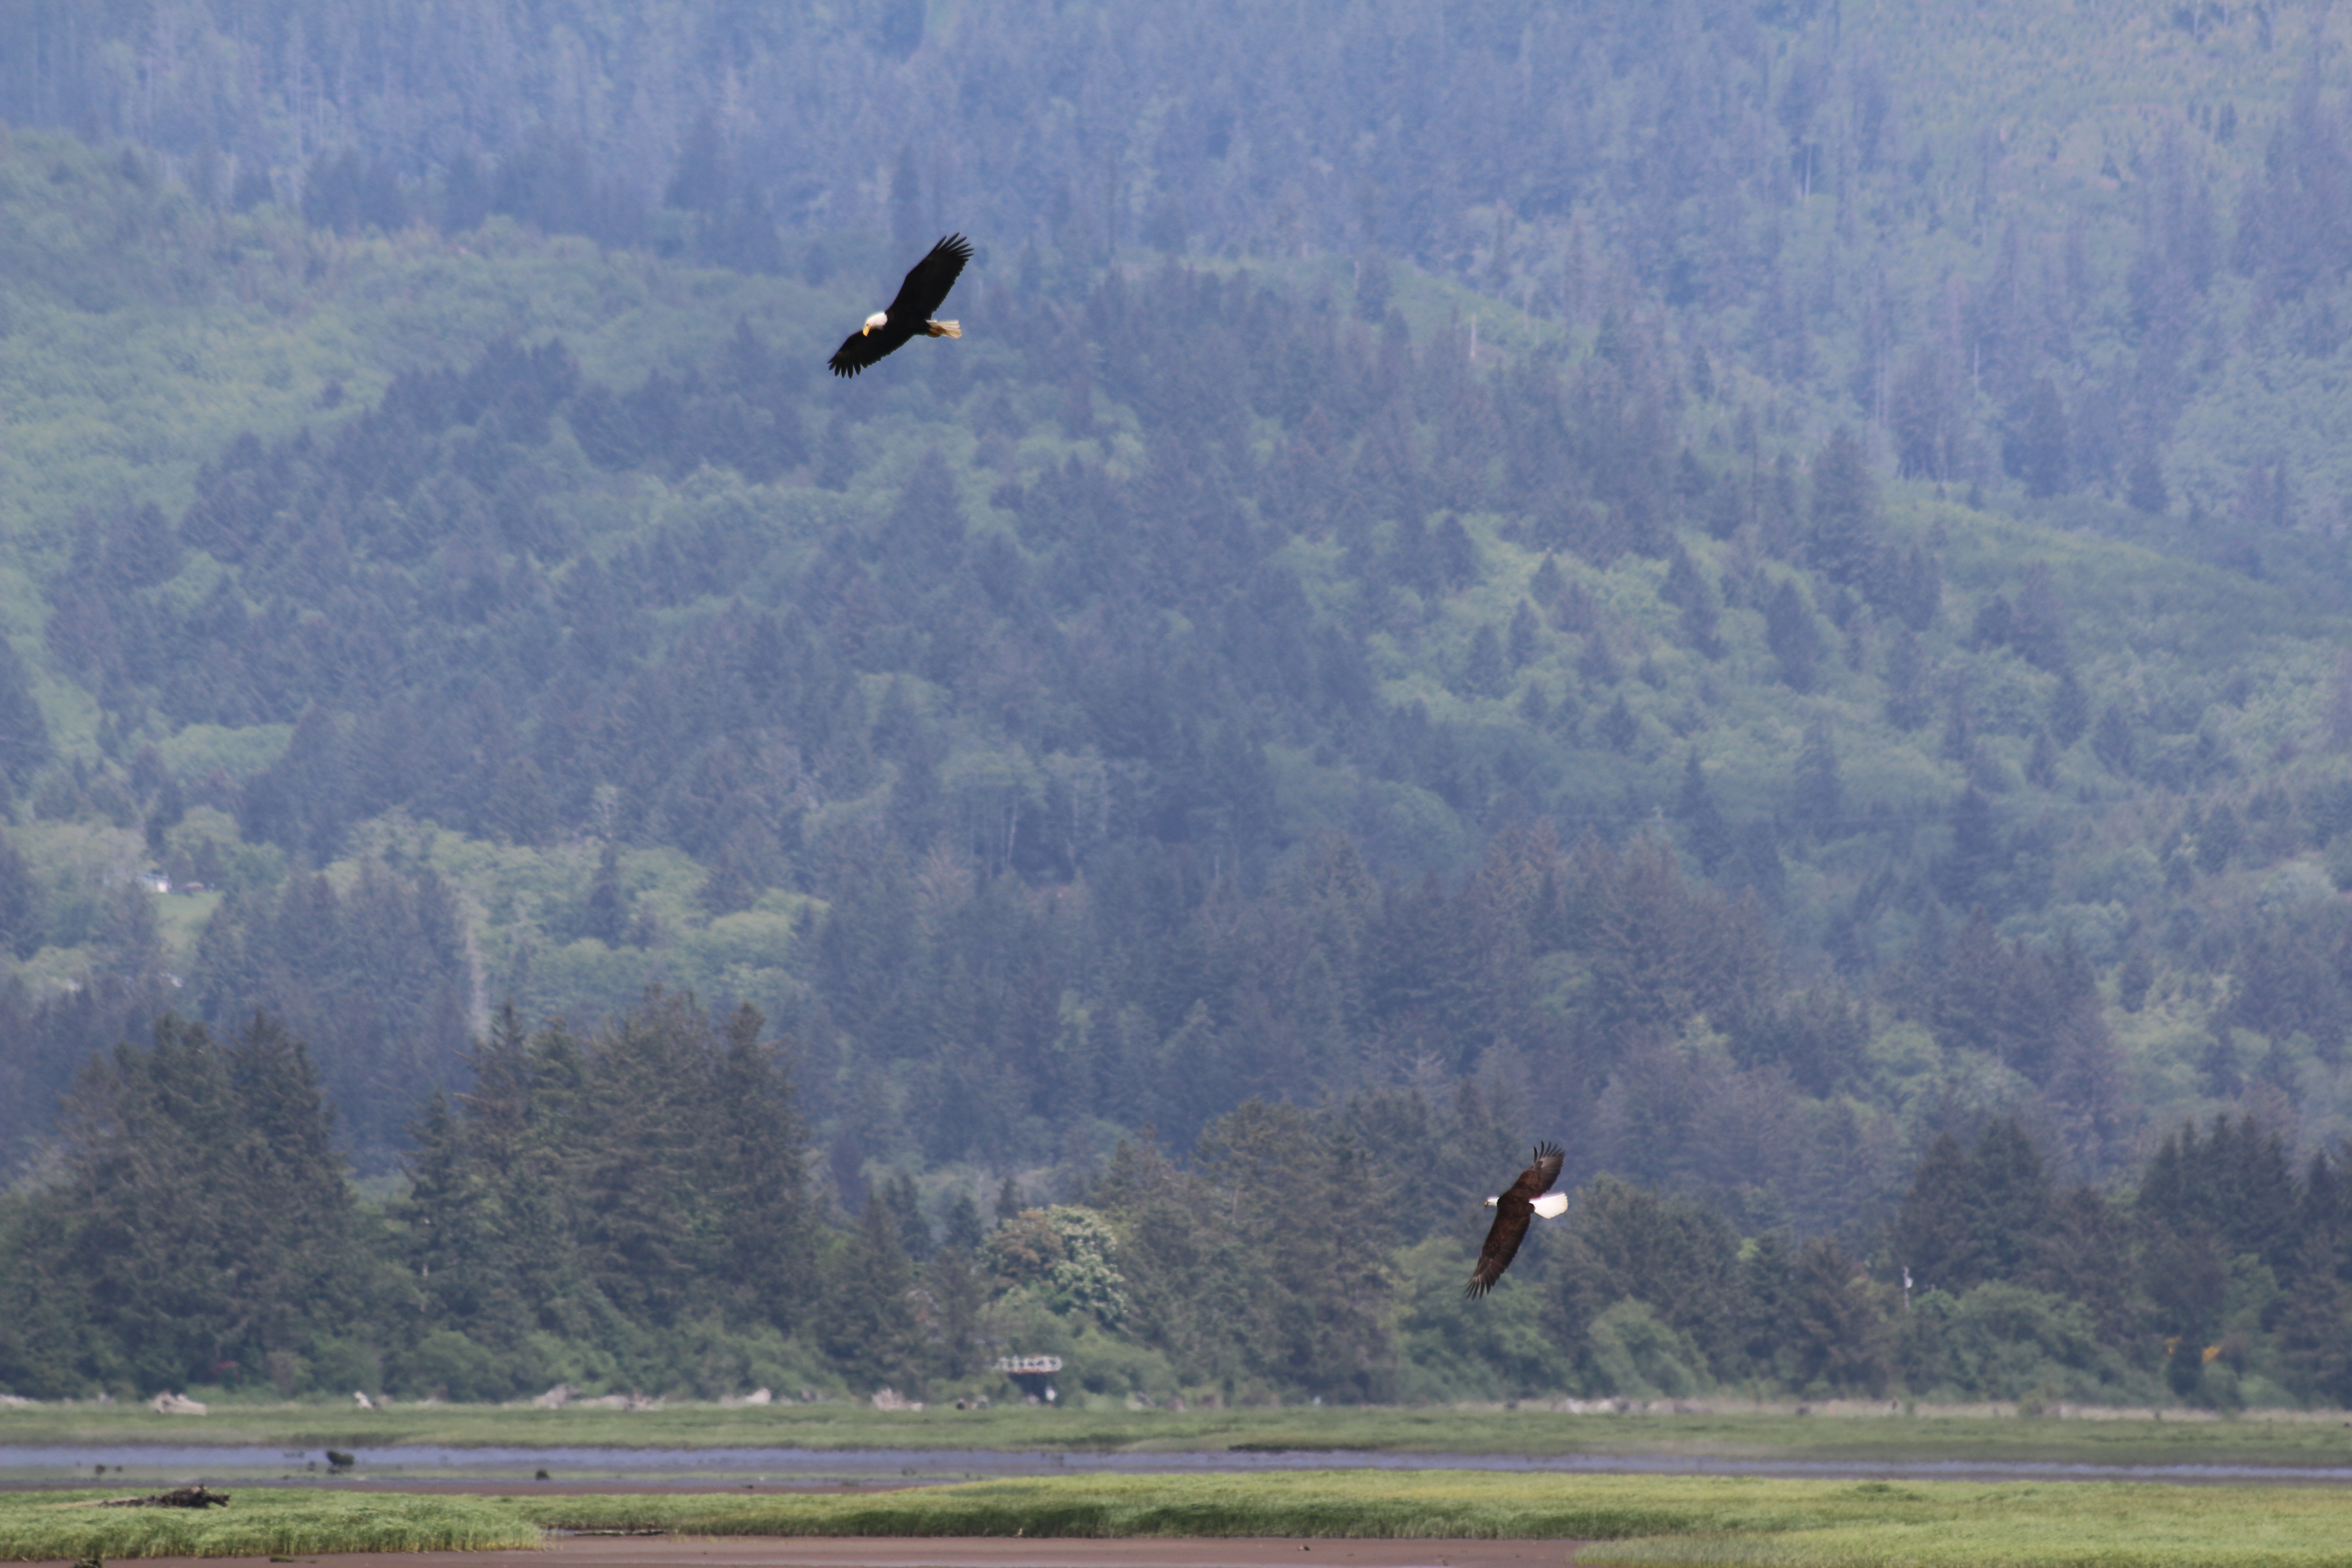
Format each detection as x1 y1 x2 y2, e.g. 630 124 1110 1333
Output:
3 0 2352 1412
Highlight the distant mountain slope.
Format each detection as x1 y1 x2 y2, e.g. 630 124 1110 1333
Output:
0 127 2349 1228
12 3 2352 580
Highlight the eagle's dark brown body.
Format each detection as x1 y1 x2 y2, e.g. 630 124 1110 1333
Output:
1466 1141 1566 1297
829 234 971 376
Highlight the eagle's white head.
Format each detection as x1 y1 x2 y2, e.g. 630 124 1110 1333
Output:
1484 1195 1499 1208
862 310 888 334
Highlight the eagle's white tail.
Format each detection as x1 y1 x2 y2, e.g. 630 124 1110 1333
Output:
925 319 962 338
1532 1192 1569 1219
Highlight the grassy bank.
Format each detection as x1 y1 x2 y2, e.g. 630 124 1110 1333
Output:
8 1472 2351 1565
525 1472 2352 1566
0 1489 539 1560
6 1401 2352 1471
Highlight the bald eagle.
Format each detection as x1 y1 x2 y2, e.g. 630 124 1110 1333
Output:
828 234 972 377
1466 1141 1567 1298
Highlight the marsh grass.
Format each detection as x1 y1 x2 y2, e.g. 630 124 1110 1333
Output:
8 1402 2352 1471
0 1488 542 1560
7 1473 2351 1565
1577 1479 2352 1566
520 1472 2352 1565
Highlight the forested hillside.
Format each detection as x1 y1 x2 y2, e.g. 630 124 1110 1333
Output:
2 0 2352 1409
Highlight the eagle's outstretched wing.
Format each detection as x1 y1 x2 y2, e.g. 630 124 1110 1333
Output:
1504 1140 1566 1206
886 233 971 324
1466 1140 1567 1298
829 322 900 376
829 235 973 377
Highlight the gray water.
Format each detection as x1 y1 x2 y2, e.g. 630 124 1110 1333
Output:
6 1445 2351 1488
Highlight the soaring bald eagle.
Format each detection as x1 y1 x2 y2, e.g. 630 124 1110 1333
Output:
1466 1141 1568 1298
828 234 972 377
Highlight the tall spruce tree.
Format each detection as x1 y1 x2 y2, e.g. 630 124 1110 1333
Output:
823 1194 922 1395
51 1014 374 1393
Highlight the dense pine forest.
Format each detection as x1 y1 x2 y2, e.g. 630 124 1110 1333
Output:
4 0 2352 1408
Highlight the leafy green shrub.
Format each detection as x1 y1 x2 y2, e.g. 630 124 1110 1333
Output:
1905 1283 2141 1401
984 1206 1131 1327
1065 1326 1179 1400
306 1334 382 1397
394 1329 510 1403
1393 1235 1572 1403
1583 1301 1710 1399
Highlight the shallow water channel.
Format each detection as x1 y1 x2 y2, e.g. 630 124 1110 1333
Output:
5 1445 2351 1488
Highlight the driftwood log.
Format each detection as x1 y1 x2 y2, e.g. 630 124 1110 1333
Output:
97 1487 230 1509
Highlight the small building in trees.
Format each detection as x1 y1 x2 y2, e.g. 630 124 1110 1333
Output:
993 1354 1061 1403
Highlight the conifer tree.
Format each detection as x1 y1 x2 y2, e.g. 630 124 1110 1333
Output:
1764 580 1824 692
1674 749 1731 871
1781 1237 1890 1393
884 1170 935 1262
1890 1132 1981 1295
1792 719 1842 839
941 1190 987 1254
711 1004 817 1335
922 1246 987 1385
52 1014 373 1392
1968 1119 2052 1281
1805 429 1881 588
824 1195 922 1395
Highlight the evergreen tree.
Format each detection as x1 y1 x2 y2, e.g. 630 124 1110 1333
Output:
1890 1132 1982 1295
922 1244 987 1384
941 1189 987 1254
710 1004 818 1335
1805 428 1880 588
2092 703 2138 776
2027 1185 2136 1346
1792 719 1842 839
585 842 626 945
1506 599 1543 667
1660 548 1724 657
2049 669 2091 747
1780 1237 1890 1394
1554 1176 1742 1378
2026 728 2060 789
0 637 52 788
823 1194 922 1394
1462 624 1508 697
884 1170 936 1262
49 1014 376 1392
1733 1230 1797 1381
2010 565 2071 673
1674 749 1732 871
1969 1119 2052 1282
1764 580 1824 692
1939 788 2003 911
2003 379 2070 499
0 831 44 959
1197 1101 1396 1400
1884 625 1933 730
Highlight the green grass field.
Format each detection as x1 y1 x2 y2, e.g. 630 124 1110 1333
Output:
0 1489 538 1560
8 1472 2352 1566
6 1400 2352 1471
